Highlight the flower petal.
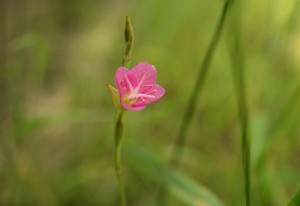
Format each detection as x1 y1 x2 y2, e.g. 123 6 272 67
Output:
115 67 129 94
131 62 157 86
135 84 165 105
115 67 138 95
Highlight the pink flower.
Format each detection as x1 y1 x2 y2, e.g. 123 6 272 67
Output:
115 62 165 110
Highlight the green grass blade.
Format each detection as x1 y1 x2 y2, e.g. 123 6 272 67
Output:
227 1 251 205
257 85 300 170
126 141 226 206
169 0 233 167
156 1 233 204
256 0 300 169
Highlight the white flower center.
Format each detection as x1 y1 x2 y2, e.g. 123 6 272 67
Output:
124 74 155 105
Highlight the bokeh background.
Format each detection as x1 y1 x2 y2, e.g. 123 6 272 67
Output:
1 0 300 205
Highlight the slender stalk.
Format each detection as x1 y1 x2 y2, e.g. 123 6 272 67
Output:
114 111 127 206
228 2 251 205
156 1 233 205
170 0 232 167
234 59 251 206
233 48 251 206
255 2 300 204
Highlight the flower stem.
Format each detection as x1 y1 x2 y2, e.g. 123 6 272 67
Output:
114 111 127 206
113 15 133 206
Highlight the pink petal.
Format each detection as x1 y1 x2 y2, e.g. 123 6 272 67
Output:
125 73 138 88
135 84 165 106
115 67 129 95
131 62 157 86
115 67 138 96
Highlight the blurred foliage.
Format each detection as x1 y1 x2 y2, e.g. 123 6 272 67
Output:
288 189 300 206
1 0 300 205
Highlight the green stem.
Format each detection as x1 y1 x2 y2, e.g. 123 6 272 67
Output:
114 111 127 206
113 15 133 206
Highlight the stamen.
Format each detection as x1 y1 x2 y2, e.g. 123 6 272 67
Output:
137 97 145 102
147 90 157 95
137 93 155 99
142 84 153 88
135 73 146 93
124 75 134 93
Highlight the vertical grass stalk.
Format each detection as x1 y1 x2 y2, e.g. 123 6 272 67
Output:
228 2 251 205
170 0 232 167
156 1 232 205
255 2 300 204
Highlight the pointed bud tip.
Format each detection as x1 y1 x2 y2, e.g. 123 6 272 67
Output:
124 15 134 43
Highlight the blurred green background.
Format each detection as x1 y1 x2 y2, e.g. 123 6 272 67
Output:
1 0 300 205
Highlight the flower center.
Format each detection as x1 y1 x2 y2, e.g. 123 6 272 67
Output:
123 74 155 106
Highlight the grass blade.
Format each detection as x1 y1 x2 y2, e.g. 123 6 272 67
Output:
156 1 233 204
126 141 226 206
227 1 251 205
170 0 233 168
